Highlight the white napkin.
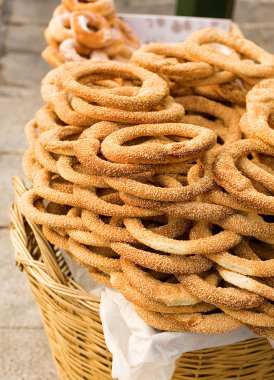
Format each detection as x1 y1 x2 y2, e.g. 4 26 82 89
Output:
62 251 273 380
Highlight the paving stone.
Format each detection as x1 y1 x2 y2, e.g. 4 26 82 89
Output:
8 0 58 24
0 89 43 154
0 328 58 380
0 154 24 227
234 0 274 23
0 229 43 327
1 52 49 86
5 24 46 54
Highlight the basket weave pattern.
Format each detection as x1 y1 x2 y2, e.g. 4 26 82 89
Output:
10 177 274 380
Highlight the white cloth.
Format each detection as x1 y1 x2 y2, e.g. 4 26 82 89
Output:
62 251 273 380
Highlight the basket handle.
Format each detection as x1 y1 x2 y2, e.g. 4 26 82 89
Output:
11 175 68 285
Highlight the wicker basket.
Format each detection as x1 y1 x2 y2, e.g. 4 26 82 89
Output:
10 176 274 380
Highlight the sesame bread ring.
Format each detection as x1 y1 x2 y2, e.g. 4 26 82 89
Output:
72 12 113 49
183 28 274 78
33 169 81 210
177 70 235 87
176 95 242 144
213 139 274 214
124 217 241 255
19 189 84 229
242 79 274 147
82 211 187 245
57 156 108 188
38 126 83 156
100 123 216 165
74 122 190 177
74 186 163 217
134 306 243 333
68 229 111 248
68 238 120 271
237 156 274 194
35 106 67 132
34 142 58 174
132 43 214 79
217 213 274 244
43 225 70 252
62 0 115 17
104 171 214 202
120 192 235 222
220 306 274 327
217 266 274 302
178 274 263 310
61 61 169 110
42 68 95 127
82 210 136 243
22 147 42 182
189 221 274 276
111 272 215 314
120 259 200 306
89 267 112 287
251 326 274 340
72 95 184 124
111 241 213 274
207 248 274 278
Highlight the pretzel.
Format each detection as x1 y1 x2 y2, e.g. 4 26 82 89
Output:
62 0 115 17
59 38 86 62
72 12 113 49
183 28 274 78
48 13 73 43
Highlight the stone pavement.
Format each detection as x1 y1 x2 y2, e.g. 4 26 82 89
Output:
1 1 274 379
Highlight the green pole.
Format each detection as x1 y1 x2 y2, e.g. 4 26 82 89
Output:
176 0 235 19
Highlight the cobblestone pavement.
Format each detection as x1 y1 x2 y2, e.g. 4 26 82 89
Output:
1 0 274 378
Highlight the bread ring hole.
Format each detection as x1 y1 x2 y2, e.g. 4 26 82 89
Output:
86 20 99 33
258 214 274 223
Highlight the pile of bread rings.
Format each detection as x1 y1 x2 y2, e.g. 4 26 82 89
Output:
42 0 140 67
20 27 274 338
